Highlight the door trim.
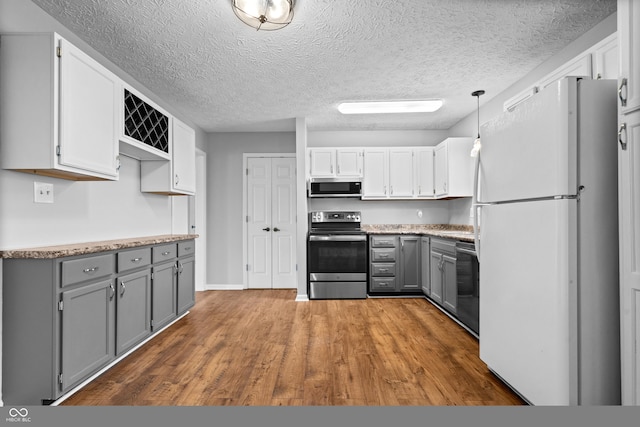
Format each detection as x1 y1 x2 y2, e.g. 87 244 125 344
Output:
189 148 207 291
243 153 296 290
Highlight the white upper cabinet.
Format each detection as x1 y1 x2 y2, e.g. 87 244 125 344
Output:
308 148 363 178
119 85 171 161
619 0 640 114
335 148 363 177
308 149 335 177
362 148 389 198
388 148 415 198
504 33 618 112
0 33 120 181
538 53 592 90
592 33 619 80
415 147 435 198
140 118 196 195
434 138 474 198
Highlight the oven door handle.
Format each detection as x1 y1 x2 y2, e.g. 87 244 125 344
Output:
308 235 367 242
456 247 477 256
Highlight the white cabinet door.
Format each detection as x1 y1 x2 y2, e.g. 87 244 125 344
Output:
619 109 640 404
538 53 592 90
388 148 414 198
592 33 619 80
309 149 335 177
59 39 119 178
362 149 388 198
619 0 640 114
172 118 196 194
336 148 363 177
434 143 448 197
416 147 435 198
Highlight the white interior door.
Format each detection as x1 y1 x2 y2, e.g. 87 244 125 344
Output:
247 156 296 289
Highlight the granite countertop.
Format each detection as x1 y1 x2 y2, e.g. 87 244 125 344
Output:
0 234 199 259
362 224 474 243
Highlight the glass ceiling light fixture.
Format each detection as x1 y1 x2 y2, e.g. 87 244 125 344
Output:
337 100 444 115
232 0 295 31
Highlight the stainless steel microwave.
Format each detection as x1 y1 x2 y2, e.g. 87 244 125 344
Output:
307 178 362 198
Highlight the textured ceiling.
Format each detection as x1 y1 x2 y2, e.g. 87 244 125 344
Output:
30 0 616 132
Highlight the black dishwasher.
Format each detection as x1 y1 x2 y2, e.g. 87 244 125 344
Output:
455 241 479 336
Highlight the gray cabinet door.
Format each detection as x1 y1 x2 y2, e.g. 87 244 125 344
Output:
177 256 195 314
430 251 443 304
61 278 115 391
421 237 430 295
399 236 420 291
116 269 151 355
442 254 457 314
152 261 177 331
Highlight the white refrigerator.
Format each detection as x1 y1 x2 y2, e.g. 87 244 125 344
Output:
475 77 621 405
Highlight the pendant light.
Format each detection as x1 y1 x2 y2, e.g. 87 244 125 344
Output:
232 0 295 31
470 90 485 158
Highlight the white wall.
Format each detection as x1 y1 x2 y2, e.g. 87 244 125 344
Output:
206 132 296 286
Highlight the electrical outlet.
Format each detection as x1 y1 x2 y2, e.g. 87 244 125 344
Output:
34 182 54 203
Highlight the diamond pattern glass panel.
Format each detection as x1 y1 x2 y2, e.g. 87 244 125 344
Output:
124 89 169 153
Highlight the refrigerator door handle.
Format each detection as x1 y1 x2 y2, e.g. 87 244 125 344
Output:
471 151 484 260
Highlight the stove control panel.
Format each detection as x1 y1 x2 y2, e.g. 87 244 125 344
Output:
310 211 361 224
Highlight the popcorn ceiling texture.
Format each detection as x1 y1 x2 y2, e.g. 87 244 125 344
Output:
31 0 616 132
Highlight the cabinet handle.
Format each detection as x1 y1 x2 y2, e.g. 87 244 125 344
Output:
109 283 115 300
337 164 340 174
619 123 628 151
131 257 143 263
116 156 121 172
384 186 387 195
83 266 99 274
618 77 628 107
162 251 171 256
379 268 389 273
330 164 333 174
379 254 389 258
175 174 180 186
390 186 393 195
177 260 184 274
120 282 126 296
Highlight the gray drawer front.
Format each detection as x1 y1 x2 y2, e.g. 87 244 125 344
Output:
370 277 396 291
153 243 177 263
61 254 114 287
371 248 396 262
117 247 152 273
371 236 396 247
178 240 195 257
371 263 396 276
431 239 456 255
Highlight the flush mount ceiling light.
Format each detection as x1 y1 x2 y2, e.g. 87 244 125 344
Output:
232 0 295 31
337 100 444 115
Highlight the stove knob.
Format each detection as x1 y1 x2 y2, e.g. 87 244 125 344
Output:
347 214 352 219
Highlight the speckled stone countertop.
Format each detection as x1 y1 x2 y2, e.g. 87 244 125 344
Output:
362 224 474 243
0 234 198 259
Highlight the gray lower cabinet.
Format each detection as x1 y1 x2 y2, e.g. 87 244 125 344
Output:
369 234 421 294
430 238 457 314
177 255 195 314
151 261 177 331
421 237 430 296
1 238 196 405
61 277 115 393
116 269 151 355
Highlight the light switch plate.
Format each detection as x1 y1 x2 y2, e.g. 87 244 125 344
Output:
34 182 54 203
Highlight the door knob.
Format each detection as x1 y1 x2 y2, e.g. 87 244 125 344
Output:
273 227 280 232
263 227 271 232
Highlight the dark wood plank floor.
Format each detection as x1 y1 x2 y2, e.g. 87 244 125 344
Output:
61 290 525 406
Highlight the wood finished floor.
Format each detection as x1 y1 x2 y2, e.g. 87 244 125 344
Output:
61 290 525 406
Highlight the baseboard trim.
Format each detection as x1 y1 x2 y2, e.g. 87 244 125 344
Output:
204 284 244 291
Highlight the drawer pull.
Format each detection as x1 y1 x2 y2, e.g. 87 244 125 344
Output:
131 257 143 263
379 268 389 273
83 266 99 274
162 251 171 256
184 247 192 251
378 254 389 258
